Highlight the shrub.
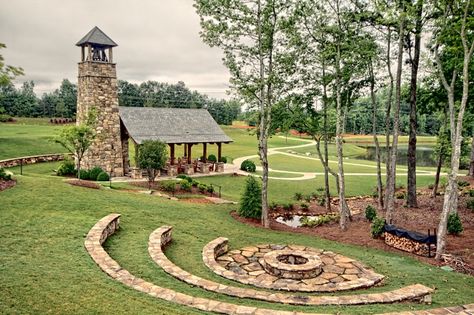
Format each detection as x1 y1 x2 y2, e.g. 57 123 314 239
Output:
161 181 177 193
447 212 463 235
301 214 339 227
56 158 76 176
207 184 214 194
458 180 470 188
427 183 435 189
78 169 90 180
0 114 14 122
198 183 207 193
96 171 110 181
469 190 474 197
219 156 228 163
283 203 294 211
240 160 256 172
365 205 377 222
304 195 312 203
177 174 189 180
207 154 217 163
191 180 199 187
467 198 474 211
0 168 12 180
269 201 278 211
300 203 309 211
89 166 105 181
294 192 303 201
395 191 406 199
318 197 325 206
238 176 262 219
180 181 192 192
371 217 385 238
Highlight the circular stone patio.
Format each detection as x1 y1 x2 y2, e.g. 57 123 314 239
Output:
208 243 384 292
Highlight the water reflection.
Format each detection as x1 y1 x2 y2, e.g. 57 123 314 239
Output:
355 145 436 167
276 215 320 228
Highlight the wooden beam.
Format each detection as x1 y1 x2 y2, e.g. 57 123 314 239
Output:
169 143 175 165
217 143 222 161
187 144 193 164
202 143 207 162
183 144 187 158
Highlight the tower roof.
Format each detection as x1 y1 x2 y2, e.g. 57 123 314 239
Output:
76 26 118 47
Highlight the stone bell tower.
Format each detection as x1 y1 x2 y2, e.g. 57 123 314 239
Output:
76 26 124 176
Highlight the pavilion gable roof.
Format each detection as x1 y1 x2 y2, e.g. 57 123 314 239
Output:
118 107 233 145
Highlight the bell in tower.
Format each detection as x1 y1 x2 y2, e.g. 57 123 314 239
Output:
75 27 125 177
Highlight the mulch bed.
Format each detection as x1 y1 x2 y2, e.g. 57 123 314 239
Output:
232 176 474 274
66 179 101 189
130 181 217 198
0 179 16 191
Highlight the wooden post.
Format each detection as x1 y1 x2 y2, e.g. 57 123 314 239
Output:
169 143 175 165
87 44 92 61
217 143 222 162
109 47 113 63
81 46 85 61
187 144 193 164
184 144 187 159
203 143 207 162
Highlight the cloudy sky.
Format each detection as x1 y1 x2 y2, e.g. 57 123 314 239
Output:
0 0 231 98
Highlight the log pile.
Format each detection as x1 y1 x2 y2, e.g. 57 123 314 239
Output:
384 232 435 257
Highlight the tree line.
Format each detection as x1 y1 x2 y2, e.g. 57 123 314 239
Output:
195 0 474 259
0 78 241 125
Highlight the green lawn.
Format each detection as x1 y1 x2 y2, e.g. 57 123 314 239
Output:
1 120 472 314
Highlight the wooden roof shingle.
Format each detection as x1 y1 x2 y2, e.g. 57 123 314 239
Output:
119 107 233 144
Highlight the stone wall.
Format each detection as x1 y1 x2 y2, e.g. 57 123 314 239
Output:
77 61 124 176
0 154 67 168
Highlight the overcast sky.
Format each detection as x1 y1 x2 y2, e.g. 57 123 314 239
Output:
0 0 231 98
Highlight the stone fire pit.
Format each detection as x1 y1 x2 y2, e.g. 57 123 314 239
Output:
262 249 322 280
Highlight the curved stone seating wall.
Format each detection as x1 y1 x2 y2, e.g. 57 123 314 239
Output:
85 214 473 315
149 226 433 306
0 153 67 168
203 238 385 293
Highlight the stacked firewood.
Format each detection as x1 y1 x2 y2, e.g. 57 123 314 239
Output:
384 232 434 257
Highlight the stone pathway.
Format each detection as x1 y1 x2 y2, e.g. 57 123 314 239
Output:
203 238 384 293
149 225 433 305
85 214 473 315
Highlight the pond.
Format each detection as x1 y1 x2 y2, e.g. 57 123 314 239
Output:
354 145 436 167
275 215 320 228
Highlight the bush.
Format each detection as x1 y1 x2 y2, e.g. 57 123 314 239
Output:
469 190 474 197
467 198 474 211
78 169 90 180
238 176 262 219
395 191 406 199
371 217 385 238
283 203 294 211
161 181 177 193
89 166 105 181
177 174 189 180
294 192 303 201
96 171 110 181
428 183 435 189
198 183 207 193
365 205 377 222
300 203 309 211
301 214 339 227
447 212 463 235
304 195 312 203
269 201 278 211
191 180 199 187
219 156 228 163
207 154 217 163
56 158 76 176
0 114 14 122
458 180 470 188
207 184 214 194
180 180 192 192
0 168 11 180
240 160 256 172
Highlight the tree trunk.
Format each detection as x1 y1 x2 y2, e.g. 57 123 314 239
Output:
256 0 270 228
431 153 443 198
369 62 383 209
436 8 474 259
406 0 423 208
384 28 394 210
335 44 351 230
469 134 474 177
322 62 331 211
386 9 405 223
77 158 81 180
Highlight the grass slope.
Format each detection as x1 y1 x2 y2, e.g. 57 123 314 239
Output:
1 165 473 315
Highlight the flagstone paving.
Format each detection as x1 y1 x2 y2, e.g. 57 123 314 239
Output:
149 225 433 305
85 214 473 315
203 237 384 292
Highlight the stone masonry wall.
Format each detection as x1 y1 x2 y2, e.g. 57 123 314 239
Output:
77 61 124 176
